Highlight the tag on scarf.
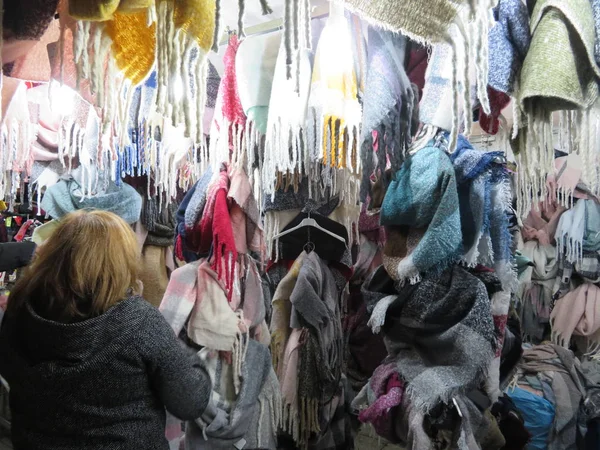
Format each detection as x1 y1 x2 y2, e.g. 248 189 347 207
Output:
233 438 246 449
452 398 463 418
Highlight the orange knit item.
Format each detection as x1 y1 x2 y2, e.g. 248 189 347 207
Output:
105 10 155 86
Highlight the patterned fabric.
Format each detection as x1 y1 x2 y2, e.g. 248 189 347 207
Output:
364 264 495 412
554 250 600 300
380 145 462 284
487 0 531 94
359 27 416 202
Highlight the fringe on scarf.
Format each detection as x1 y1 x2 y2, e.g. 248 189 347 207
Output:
155 1 209 143
283 0 312 81
515 105 554 219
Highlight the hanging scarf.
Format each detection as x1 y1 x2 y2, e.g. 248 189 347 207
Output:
210 34 247 167
359 28 416 202
306 4 361 173
262 39 312 199
199 168 237 298
364 264 495 412
555 199 600 266
235 32 280 178
380 145 462 284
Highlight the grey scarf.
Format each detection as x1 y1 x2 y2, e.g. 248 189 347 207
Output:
366 265 495 412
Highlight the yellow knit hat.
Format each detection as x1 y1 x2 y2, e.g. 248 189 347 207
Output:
105 10 156 86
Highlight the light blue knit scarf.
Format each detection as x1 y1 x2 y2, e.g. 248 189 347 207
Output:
380 145 462 283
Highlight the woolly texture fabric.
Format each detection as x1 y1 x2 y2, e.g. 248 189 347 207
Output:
105 10 156 86
520 0 600 111
235 32 281 135
359 28 416 203
186 341 280 450
487 0 531 95
307 4 362 172
380 145 462 283
366 264 495 412
210 35 247 167
551 283 600 352
0 297 211 450
262 39 312 198
41 173 142 225
555 199 600 265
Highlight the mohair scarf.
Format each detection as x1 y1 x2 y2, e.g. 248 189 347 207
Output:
306 4 362 173
380 145 462 284
186 341 281 450
339 0 495 143
41 170 142 224
359 27 416 203
556 199 600 266
518 240 557 342
199 168 237 299
353 361 405 442
365 264 495 412
210 34 247 168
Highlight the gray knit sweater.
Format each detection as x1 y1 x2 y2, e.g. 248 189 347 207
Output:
0 296 211 450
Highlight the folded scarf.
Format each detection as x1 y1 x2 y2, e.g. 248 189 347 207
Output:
41 169 142 224
262 39 312 199
518 240 557 342
551 283 600 352
556 199 600 265
450 136 500 266
522 200 566 246
354 361 404 441
291 252 344 444
380 145 462 283
359 27 416 202
306 4 361 172
367 264 495 412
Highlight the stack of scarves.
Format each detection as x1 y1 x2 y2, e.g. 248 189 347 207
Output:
513 344 587 450
551 283 600 354
270 251 351 449
361 264 495 413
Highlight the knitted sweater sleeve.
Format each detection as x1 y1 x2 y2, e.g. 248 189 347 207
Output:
137 306 212 421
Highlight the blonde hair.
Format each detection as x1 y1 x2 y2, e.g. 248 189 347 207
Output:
9 210 140 322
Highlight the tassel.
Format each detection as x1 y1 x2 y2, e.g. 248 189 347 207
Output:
237 0 246 38
211 0 222 53
259 0 273 15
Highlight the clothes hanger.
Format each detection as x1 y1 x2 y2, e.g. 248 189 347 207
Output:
273 211 346 244
408 124 439 155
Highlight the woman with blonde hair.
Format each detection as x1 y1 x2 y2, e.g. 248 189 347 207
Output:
0 210 211 450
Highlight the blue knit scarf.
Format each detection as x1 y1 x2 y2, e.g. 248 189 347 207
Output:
380 145 462 283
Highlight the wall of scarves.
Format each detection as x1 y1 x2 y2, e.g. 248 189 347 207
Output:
4 0 600 449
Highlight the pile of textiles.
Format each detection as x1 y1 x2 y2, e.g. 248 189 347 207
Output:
160 164 278 448
353 263 528 449
507 344 588 450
